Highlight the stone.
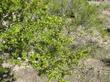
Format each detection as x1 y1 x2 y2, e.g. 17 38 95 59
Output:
12 64 47 82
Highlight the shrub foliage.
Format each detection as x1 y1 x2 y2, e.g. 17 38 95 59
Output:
0 0 105 82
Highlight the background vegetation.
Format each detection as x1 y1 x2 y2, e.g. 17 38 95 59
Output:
0 0 108 82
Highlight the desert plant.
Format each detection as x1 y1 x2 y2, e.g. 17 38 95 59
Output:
0 0 102 82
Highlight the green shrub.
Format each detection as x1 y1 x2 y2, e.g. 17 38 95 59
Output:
0 0 100 82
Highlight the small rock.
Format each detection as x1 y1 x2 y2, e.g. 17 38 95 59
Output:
3 74 8 78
